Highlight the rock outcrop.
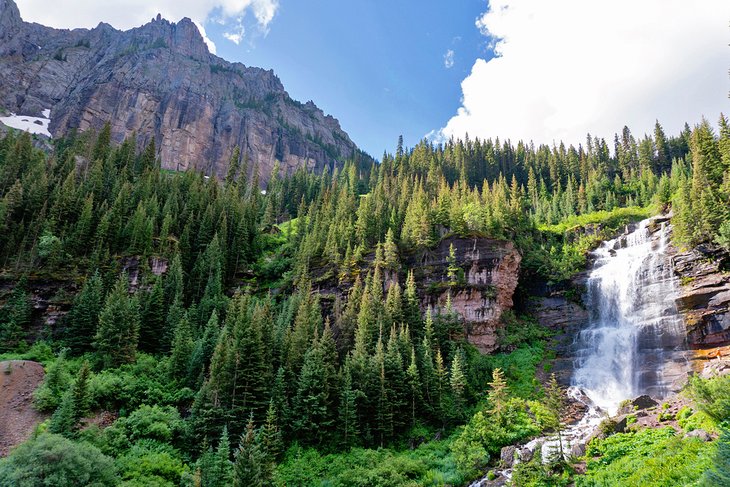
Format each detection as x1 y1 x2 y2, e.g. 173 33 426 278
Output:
313 236 522 354
0 0 366 184
673 244 730 349
411 237 521 353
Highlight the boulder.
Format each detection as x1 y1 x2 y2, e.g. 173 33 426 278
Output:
519 443 540 463
613 414 635 433
617 395 658 415
500 445 517 468
571 442 586 457
685 429 712 442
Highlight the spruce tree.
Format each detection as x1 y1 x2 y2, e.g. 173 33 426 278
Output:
544 373 566 461
204 426 234 487
449 349 467 420
406 347 422 428
338 362 362 449
139 276 165 353
293 326 336 445
0 277 32 352
169 312 194 383
65 271 104 355
49 361 91 437
260 400 284 463
94 273 140 369
488 367 509 421
233 415 270 487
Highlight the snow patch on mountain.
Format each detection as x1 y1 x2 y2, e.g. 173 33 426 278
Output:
0 111 51 137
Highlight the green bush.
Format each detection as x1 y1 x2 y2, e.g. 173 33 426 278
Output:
0 433 118 486
451 398 540 476
89 355 193 412
511 450 572 487
115 441 187 486
275 439 465 487
578 428 712 486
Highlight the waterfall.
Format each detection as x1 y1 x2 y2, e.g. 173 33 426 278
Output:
571 218 689 415
469 218 691 486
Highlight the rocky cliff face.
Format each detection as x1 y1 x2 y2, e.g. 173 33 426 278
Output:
311 236 522 354
673 244 730 349
0 0 365 183
413 237 521 353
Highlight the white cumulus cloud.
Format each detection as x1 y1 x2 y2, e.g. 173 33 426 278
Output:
444 49 455 69
15 0 278 45
192 20 217 54
438 0 730 147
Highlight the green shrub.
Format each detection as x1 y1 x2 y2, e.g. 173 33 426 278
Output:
115 441 187 485
578 427 712 486
275 439 465 487
451 398 540 476
0 433 118 486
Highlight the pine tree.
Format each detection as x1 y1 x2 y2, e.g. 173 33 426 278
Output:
49 361 91 437
406 347 422 428
227 147 242 186
434 348 448 422
338 362 362 449
402 270 421 336
201 426 234 487
269 366 290 434
447 243 459 286
544 373 566 461
260 400 284 462
0 277 32 352
384 282 403 327
384 326 407 437
383 228 399 270
139 276 165 353
449 349 467 420
189 310 221 385
94 273 140 369
488 367 509 422
169 312 194 383
233 415 269 487
293 324 336 445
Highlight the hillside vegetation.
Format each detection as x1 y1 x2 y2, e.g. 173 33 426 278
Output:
0 115 728 485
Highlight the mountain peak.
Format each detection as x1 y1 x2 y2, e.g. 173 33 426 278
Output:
0 0 22 37
0 3 367 183
130 14 210 59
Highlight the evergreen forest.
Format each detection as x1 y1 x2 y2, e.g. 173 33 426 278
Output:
0 115 729 486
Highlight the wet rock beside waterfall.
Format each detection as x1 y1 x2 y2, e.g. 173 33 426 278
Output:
500 445 517 467
571 442 586 457
673 243 730 349
617 395 658 415
519 443 540 463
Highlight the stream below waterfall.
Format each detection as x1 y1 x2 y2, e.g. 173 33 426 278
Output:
471 217 691 486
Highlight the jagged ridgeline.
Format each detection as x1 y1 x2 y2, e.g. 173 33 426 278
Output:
0 112 728 485
0 0 369 184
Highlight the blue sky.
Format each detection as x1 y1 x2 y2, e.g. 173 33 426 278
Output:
16 0 730 157
208 1 488 158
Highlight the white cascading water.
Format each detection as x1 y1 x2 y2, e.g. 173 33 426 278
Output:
571 218 689 415
470 218 690 485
